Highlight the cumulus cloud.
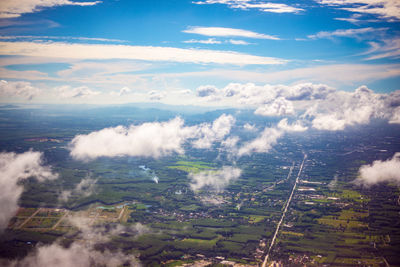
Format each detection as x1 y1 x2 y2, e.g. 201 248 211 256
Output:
192 114 236 149
0 0 101 18
200 82 335 106
196 85 219 97
277 118 308 132
0 80 41 100
69 114 235 161
254 97 294 116
238 127 283 156
58 85 100 98
189 166 242 192
59 176 97 202
0 151 58 231
197 82 400 131
183 26 280 40
309 85 389 130
69 117 196 160
148 90 166 101
355 153 400 186
193 0 304 13
110 86 131 96
243 123 256 131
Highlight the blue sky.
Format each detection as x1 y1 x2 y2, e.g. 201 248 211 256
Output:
0 0 399 105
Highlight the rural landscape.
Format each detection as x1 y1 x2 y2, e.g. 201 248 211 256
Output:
0 105 399 266
0 0 399 266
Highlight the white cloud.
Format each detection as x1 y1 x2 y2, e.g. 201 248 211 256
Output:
196 85 219 97
238 127 283 156
183 26 280 40
364 38 400 60
389 107 400 124
0 35 125 43
161 64 400 86
277 118 308 132
69 114 236 160
355 153 400 186
309 85 387 130
58 85 100 98
228 39 251 45
193 82 400 130
193 114 235 148
110 86 131 96
0 151 58 231
148 90 166 101
254 97 295 116
5 242 139 267
0 80 41 100
0 41 286 65
189 166 242 192
69 117 196 160
59 176 97 202
0 0 101 18
183 38 222 44
243 123 256 131
308 27 386 39
193 0 304 13
4 217 145 267
317 0 400 21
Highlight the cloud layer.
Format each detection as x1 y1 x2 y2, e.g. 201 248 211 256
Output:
0 151 58 231
0 0 101 18
0 41 285 65
195 82 400 130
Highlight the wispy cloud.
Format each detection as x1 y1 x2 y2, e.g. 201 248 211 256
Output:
193 0 303 13
0 35 126 43
364 38 400 60
317 0 400 21
228 39 251 45
183 38 251 45
308 27 387 40
183 38 222 44
0 0 102 18
183 26 280 40
0 41 286 65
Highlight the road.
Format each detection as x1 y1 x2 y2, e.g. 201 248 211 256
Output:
17 208 42 229
52 210 70 229
262 154 307 267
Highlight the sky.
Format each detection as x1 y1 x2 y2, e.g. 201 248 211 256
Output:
0 0 399 105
